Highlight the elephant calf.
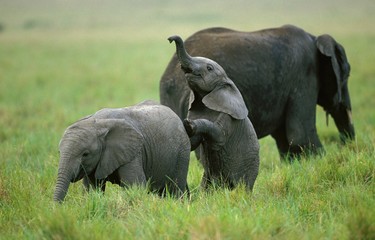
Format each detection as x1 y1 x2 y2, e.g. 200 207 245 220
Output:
169 36 260 190
53 101 191 202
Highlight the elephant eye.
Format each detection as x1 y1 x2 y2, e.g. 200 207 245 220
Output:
82 152 89 158
207 64 214 71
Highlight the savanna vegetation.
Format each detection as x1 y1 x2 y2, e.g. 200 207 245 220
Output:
0 0 374 239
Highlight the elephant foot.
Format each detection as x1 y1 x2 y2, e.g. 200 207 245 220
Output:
183 118 197 137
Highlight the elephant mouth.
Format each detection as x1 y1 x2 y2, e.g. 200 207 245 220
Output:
181 66 200 77
185 74 203 90
185 72 202 84
71 166 86 183
185 73 201 80
181 65 192 74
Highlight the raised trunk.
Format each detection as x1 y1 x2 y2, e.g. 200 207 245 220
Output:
168 35 194 70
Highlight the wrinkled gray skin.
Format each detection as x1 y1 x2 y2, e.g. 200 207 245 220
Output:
53 101 190 203
160 25 355 159
169 36 259 190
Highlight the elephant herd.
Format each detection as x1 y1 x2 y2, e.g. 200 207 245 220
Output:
54 25 355 202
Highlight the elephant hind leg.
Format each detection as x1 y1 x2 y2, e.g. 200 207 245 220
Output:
154 181 189 199
169 145 190 198
163 181 187 198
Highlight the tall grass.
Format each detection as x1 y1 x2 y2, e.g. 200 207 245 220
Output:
0 0 374 239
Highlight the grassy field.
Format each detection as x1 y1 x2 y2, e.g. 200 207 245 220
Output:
0 0 374 239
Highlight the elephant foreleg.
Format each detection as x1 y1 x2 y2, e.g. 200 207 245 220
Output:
117 160 147 188
189 135 203 151
183 118 225 150
271 126 292 160
285 97 324 158
82 173 106 192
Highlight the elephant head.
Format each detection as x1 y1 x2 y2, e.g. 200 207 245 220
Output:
168 35 248 120
316 34 355 143
53 118 143 203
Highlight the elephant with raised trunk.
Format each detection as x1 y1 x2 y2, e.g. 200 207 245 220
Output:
160 25 355 159
54 101 190 202
168 35 259 190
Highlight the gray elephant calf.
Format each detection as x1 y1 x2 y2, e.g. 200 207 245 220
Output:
168 36 260 190
53 101 191 202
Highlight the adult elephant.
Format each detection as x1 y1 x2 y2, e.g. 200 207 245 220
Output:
160 25 355 159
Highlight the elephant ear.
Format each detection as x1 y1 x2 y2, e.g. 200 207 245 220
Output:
202 81 248 120
95 119 143 180
188 90 195 110
316 34 351 107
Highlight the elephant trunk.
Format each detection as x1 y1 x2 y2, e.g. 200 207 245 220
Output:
330 106 355 143
53 169 71 203
54 153 75 203
168 35 195 73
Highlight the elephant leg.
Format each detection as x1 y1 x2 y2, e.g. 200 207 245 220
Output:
185 184 190 199
184 118 203 151
190 135 203 151
168 147 190 198
271 126 292 160
117 160 147 188
285 97 323 158
184 118 225 150
83 173 106 192
165 181 186 198
202 172 233 190
200 171 213 190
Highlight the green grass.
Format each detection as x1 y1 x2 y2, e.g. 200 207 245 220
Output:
1 0 374 239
